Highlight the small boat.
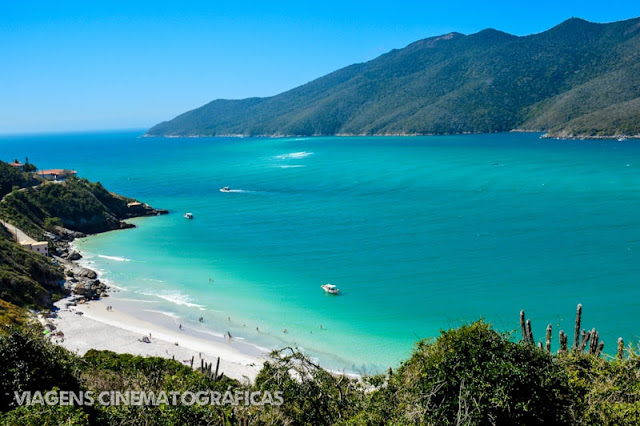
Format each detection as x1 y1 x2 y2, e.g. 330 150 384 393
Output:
321 283 340 294
220 187 231 192
184 213 194 219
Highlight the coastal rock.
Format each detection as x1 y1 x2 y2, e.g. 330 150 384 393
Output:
75 268 97 280
71 279 107 299
68 251 82 261
53 226 86 240
124 202 169 218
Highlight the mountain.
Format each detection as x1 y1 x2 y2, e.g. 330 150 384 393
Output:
146 17 640 138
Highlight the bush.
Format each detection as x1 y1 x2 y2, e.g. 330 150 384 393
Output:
43 217 63 231
0 325 82 411
1 400 90 425
250 347 365 425
365 321 574 424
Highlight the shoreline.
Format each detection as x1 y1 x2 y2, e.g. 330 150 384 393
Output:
53 236 363 382
48 296 266 383
141 130 640 140
45 211 269 383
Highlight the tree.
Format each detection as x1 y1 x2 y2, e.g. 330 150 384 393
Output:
364 321 574 424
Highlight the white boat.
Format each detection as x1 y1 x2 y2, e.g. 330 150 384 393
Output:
321 283 340 294
220 187 231 192
184 213 194 219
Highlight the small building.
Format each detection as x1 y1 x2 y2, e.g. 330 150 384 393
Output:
20 241 49 256
37 169 77 181
9 162 24 171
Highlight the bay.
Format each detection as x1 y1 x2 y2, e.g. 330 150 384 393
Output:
2 131 639 372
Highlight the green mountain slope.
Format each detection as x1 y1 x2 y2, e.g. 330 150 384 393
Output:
0 176 166 238
146 17 640 138
0 160 168 323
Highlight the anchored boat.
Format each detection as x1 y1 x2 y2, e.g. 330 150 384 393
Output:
321 283 340 294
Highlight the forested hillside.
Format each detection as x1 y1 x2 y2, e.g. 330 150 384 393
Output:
146 17 640 139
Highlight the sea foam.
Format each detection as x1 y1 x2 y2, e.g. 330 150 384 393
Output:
98 254 132 262
143 290 205 309
275 151 313 159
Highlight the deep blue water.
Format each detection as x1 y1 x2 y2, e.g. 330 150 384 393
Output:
2 131 639 372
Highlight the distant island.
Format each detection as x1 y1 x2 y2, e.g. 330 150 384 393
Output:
145 16 640 139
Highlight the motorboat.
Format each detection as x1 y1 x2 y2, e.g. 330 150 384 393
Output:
184 213 194 219
321 283 340 294
220 187 231 192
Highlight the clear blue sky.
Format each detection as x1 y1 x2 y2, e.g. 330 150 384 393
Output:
1 1 639 133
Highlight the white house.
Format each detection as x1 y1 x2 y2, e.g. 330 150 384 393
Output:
20 241 49 256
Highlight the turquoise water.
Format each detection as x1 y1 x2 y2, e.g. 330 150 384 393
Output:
2 131 640 372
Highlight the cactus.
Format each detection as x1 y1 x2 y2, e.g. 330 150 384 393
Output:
573 304 582 352
579 329 590 352
559 330 568 354
520 305 608 358
617 338 624 360
589 328 598 355
520 310 528 344
545 324 552 353
214 356 220 380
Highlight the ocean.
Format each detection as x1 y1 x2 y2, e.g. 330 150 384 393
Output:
2 131 639 373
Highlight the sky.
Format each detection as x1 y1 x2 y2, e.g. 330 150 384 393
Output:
1 1 639 134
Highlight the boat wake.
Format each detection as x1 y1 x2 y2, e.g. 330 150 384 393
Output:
275 151 313 159
98 254 132 262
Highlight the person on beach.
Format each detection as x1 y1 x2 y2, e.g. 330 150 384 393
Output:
179 323 183 330
283 328 287 333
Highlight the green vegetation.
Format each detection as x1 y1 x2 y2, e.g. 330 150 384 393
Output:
0 299 28 327
0 159 165 327
0 162 33 199
0 174 147 239
1 319 639 425
0 228 65 316
1 158 637 423
146 17 640 139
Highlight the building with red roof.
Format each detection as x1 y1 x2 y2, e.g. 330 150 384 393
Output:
37 169 77 181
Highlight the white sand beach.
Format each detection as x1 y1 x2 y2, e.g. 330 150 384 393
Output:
49 298 267 383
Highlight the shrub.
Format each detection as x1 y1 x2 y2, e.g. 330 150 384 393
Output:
367 321 574 424
0 325 82 411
